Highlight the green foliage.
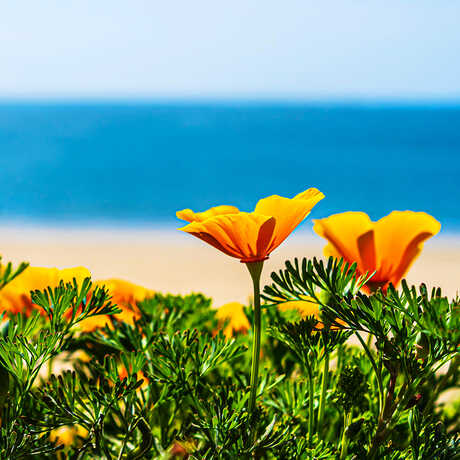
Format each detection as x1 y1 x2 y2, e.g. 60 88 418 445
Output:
334 365 369 412
408 408 460 460
0 256 458 459
31 277 120 333
263 257 371 307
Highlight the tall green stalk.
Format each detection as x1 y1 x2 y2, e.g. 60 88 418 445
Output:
355 331 384 414
340 411 352 460
305 362 315 446
317 351 329 431
246 261 264 418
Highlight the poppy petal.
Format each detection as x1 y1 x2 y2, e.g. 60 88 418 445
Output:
215 302 251 337
255 188 324 252
176 205 240 223
179 213 276 262
58 267 92 285
357 229 376 274
374 211 441 286
313 212 373 273
294 188 325 202
257 216 277 257
323 242 344 260
278 298 321 318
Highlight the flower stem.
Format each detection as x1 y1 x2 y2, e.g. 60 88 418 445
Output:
366 331 373 349
339 411 352 460
246 261 264 419
48 356 54 379
355 331 383 414
317 351 329 432
306 363 314 446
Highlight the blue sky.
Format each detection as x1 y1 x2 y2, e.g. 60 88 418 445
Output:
1 1 460 100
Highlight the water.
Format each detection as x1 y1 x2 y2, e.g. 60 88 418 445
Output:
0 102 459 232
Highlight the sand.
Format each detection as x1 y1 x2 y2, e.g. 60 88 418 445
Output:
0 224 459 306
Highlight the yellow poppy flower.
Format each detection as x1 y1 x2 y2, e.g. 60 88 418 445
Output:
177 188 324 263
215 302 251 338
313 211 441 292
280 298 346 329
278 297 321 318
50 424 88 447
95 278 154 318
0 266 90 315
77 278 154 332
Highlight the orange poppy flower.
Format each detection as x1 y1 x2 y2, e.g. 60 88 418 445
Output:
0 266 90 316
215 302 251 338
77 278 154 332
96 278 154 319
313 211 441 293
177 188 324 263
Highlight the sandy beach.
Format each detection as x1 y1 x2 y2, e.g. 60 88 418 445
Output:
0 224 458 307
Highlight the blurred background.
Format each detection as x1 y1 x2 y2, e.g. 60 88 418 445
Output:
1 1 459 302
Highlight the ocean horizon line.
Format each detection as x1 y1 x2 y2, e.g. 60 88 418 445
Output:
1 97 460 109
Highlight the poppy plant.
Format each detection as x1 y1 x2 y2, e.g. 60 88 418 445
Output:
177 188 324 422
313 211 441 293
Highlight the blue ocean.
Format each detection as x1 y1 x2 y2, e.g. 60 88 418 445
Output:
0 102 459 231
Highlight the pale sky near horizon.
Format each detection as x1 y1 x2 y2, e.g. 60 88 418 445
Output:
1 1 460 100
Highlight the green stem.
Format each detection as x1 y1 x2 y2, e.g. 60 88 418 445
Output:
366 331 373 349
317 351 329 431
337 344 344 376
246 261 264 419
304 361 315 447
368 380 411 459
48 355 54 379
340 411 352 460
355 331 383 414
126 417 154 460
